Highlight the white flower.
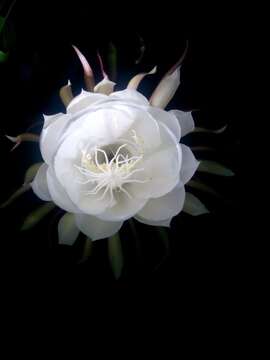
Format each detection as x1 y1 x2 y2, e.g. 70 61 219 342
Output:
31 56 199 242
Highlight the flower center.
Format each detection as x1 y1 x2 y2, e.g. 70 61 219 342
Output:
75 130 148 206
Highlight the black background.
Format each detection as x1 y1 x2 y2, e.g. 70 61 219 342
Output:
0 1 242 304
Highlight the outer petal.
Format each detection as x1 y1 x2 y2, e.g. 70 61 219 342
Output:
180 144 199 184
183 192 209 216
169 110 195 137
58 213 80 245
134 215 172 227
148 107 181 142
66 89 107 114
75 214 123 241
96 190 148 222
128 122 182 199
127 66 157 90
31 163 52 201
47 167 81 213
150 67 180 109
137 184 185 221
109 89 149 106
43 113 64 129
40 112 72 165
94 77 116 95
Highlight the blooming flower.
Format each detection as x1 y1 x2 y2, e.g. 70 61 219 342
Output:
31 48 199 242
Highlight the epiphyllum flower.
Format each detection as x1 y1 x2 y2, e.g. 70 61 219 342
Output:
31 47 199 242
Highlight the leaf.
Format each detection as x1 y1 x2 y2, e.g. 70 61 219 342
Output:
187 179 222 198
23 162 43 185
0 184 31 208
183 192 209 216
78 237 93 264
58 213 79 246
194 125 227 134
21 203 55 231
0 50 8 63
198 160 234 176
108 232 123 280
107 42 117 82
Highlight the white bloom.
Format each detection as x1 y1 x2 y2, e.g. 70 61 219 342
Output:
32 63 199 242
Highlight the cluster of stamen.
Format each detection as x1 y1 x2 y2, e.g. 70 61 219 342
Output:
75 131 148 207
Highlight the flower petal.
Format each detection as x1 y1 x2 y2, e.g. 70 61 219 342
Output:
180 144 199 184
47 167 81 213
150 67 180 109
127 66 157 90
128 122 182 199
134 215 172 227
96 190 148 222
137 184 185 221
31 163 52 201
169 110 195 137
40 112 72 165
75 214 123 241
94 77 116 95
66 89 107 114
183 192 209 216
43 113 64 129
148 106 181 141
58 213 80 245
109 89 149 106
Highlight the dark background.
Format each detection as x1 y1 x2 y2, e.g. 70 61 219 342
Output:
0 1 242 300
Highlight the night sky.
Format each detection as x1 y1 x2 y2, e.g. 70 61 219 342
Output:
0 1 242 302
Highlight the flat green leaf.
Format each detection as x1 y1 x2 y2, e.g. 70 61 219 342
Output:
0 184 31 208
21 203 55 231
78 237 93 264
58 213 79 246
108 232 123 280
187 179 222 198
0 50 8 63
194 125 227 134
183 192 209 216
198 160 234 176
23 162 43 185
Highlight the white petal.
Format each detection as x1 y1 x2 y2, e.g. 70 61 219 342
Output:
43 113 64 129
183 192 209 216
67 89 107 114
96 190 148 222
109 89 149 106
137 184 185 221
134 215 172 227
75 214 123 241
58 213 80 245
127 66 157 90
40 112 72 165
169 110 195 137
47 167 81 213
150 67 180 109
94 77 116 95
148 106 181 141
129 122 182 199
31 163 52 201
180 144 199 184
121 106 161 153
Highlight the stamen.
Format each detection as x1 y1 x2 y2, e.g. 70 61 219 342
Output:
75 137 148 204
